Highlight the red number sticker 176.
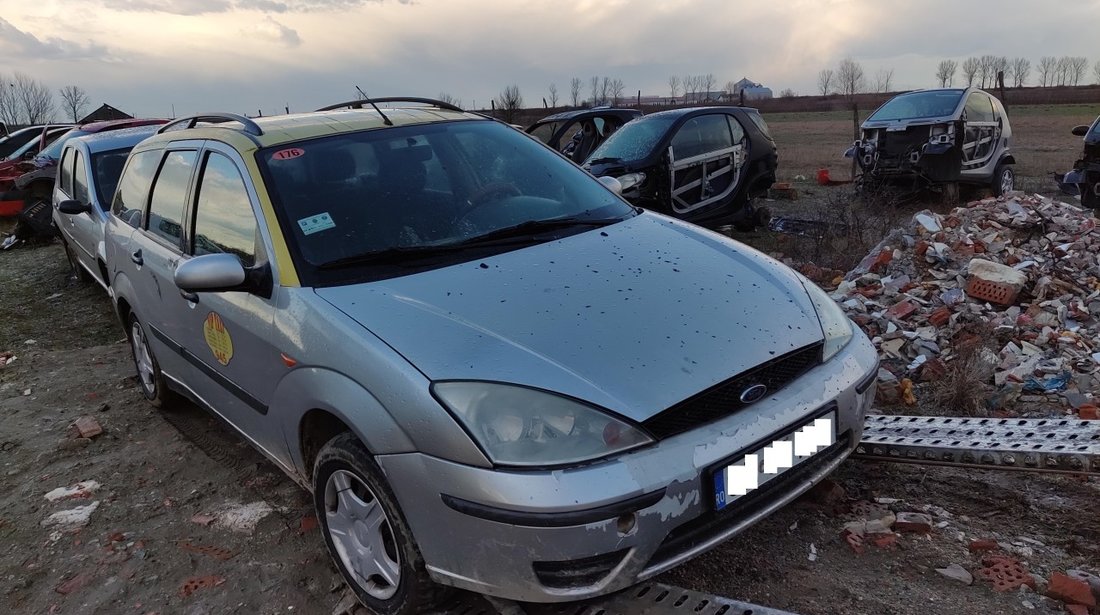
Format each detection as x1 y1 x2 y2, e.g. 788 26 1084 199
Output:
272 148 305 161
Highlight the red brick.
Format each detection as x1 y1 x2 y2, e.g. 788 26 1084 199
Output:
893 512 933 533
976 555 1037 592
1048 572 1097 607
298 515 318 533
870 250 892 273
915 240 930 257
928 307 952 327
842 530 865 555
919 358 947 382
1065 604 1089 615
886 301 918 320
969 539 999 553
871 533 898 550
72 416 103 439
1078 405 1099 420
55 573 93 595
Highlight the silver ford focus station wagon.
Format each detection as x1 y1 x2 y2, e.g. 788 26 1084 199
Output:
103 99 877 614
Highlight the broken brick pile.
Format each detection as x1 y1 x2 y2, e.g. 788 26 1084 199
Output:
828 194 1100 415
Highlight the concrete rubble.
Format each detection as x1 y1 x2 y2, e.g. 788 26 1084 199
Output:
828 194 1099 416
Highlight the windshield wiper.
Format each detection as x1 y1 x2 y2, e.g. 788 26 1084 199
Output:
316 217 625 270
587 156 622 165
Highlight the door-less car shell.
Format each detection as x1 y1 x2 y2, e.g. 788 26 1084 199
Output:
104 104 876 612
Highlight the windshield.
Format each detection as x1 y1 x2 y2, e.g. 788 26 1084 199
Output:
39 128 88 162
586 116 675 163
260 120 633 270
868 90 964 122
91 147 133 209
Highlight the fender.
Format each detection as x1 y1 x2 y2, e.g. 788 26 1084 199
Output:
111 271 140 325
272 366 418 479
998 154 1016 166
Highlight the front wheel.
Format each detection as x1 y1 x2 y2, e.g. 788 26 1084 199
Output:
313 433 448 614
1082 181 1099 210
992 163 1015 197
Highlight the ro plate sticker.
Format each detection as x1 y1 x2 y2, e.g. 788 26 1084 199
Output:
203 312 234 366
272 147 305 161
298 212 335 235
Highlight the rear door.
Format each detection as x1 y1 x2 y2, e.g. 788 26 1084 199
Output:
68 148 103 280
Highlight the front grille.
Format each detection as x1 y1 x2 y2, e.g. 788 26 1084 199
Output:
532 549 629 589
642 343 822 440
646 432 851 569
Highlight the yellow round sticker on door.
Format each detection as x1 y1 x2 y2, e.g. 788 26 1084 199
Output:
203 312 234 366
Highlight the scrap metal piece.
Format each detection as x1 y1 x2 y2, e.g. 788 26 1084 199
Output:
855 415 1100 475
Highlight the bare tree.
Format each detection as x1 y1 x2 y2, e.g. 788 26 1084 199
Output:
58 85 90 123
668 75 681 99
873 68 894 93
818 68 835 95
962 57 980 86
977 55 997 88
589 76 599 105
936 60 957 87
779 88 796 98
0 73 19 126
701 73 716 100
494 85 523 123
1038 56 1057 86
609 79 625 105
570 77 582 107
437 92 462 108
836 57 866 98
14 72 54 124
1069 56 1089 86
547 83 559 108
1056 56 1071 85
723 80 738 101
681 74 695 103
1009 57 1030 87
992 56 1009 87
1094 60 1100 85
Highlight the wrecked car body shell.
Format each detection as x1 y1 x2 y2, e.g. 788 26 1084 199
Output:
585 107 777 230
847 87 1014 194
1058 116 1100 209
526 108 643 164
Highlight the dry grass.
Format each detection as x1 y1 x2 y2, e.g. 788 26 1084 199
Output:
926 324 997 416
764 103 1100 188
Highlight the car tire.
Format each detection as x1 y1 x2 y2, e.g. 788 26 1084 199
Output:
992 163 1015 197
313 432 449 615
1082 182 1099 210
126 313 174 408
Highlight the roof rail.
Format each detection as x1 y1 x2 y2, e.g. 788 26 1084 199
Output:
315 97 464 113
157 112 264 136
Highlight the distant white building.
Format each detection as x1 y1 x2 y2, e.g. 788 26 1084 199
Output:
731 78 773 101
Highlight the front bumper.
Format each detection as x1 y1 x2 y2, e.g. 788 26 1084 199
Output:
378 332 878 603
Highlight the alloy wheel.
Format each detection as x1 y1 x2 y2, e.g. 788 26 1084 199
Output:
130 321 156 395
324 469 402 600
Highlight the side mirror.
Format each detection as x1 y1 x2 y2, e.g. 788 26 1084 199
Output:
597 175 623 196
57 199 91 215
1071 125 1089 137
174 253 246 293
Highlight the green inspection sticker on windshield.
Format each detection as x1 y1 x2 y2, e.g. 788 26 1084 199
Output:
298 212 336 235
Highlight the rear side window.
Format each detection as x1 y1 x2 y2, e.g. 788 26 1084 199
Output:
965 93 994 123
192 152 259 267
113 150 162 229
59 148 74 196
72 151 89 204
146 151 197 247
672 115 732 159
744 111 772 140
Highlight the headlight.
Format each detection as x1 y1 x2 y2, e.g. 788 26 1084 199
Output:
616 172 646 193
929 124 954 145
432 382 653 466
800 279 854 362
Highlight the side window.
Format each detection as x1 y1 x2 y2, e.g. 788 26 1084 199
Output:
59 148 74 196
728 115 746 143
192 152 259 268
965 93 994 123
113 150 162 229
72 151 90 204
670 118 703 159
146 150 197 247
696 114 734 154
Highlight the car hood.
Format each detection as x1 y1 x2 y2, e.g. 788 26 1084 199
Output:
315 213 825 422
861 116 956 132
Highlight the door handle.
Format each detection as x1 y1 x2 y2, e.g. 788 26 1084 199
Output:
130 249 143 265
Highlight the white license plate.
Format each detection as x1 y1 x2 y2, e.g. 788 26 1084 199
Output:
712 411 836 511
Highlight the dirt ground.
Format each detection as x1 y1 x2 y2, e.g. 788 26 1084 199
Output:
2 242 1098 615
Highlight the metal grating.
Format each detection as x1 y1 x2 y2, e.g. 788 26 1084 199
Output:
855 414 1100 475
643 343 822 440
430 584 799 615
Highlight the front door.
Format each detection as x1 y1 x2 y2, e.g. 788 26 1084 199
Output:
961 91 1000 171
666 114 746 215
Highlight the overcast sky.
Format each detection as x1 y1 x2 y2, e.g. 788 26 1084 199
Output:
1 0 1099 119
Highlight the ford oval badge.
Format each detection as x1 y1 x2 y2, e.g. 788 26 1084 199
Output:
739 384 768 404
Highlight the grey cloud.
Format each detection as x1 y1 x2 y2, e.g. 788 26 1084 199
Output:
102 0 232 14
243 16 302 47
0 17 113 60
